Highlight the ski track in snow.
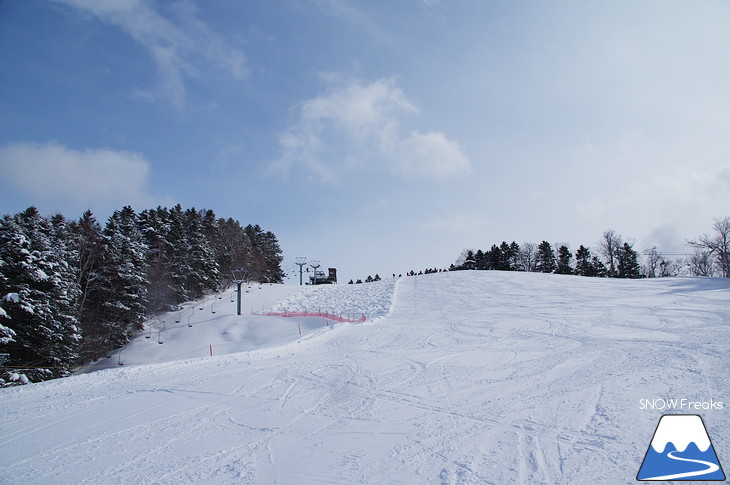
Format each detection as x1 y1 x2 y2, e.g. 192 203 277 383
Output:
1 272 729 484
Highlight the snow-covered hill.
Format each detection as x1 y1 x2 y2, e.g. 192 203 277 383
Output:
1 272 728 484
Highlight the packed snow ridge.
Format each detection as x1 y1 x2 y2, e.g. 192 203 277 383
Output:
1 271 729 485
269 278 397 321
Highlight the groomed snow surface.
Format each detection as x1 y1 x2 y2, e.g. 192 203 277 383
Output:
1 272 728 484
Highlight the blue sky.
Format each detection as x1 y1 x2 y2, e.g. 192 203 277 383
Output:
1 0 729 283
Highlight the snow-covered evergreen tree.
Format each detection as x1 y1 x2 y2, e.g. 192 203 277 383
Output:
0 208 81 384
244 224 284 283
138 207 176 311
201 209 223 288
99 206 148 349
167 204 193 302
184 208 220 298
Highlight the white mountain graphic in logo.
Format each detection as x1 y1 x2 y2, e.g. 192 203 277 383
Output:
637 414 725 481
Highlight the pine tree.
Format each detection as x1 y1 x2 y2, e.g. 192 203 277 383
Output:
535 241 557 273
217 217 252 281
574 245 594 277
184 208 220 298
509 241 521 270
201 209 223 289
591 256 608 277
244 224 284 283
555 245 573 275
167 205 192 301
0 208 81 384
474 249 487 270
100 206 148 349
138 207 176 311
486 244 501 270
498 242 513 270
47 213 83 365
617 242 641 278
0 239 14 346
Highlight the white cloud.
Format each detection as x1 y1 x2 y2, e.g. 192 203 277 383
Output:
0 141 159 215
54 0 246 110
398 131 470 178
270 78 470 182
573 135 730 251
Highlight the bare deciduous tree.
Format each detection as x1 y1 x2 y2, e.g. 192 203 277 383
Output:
599 230 623 276
689 217 730 278
687 249 715 277
644 246 681 277
518 242 536 272
644 247 661 278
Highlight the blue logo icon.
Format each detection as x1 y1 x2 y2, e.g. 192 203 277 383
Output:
637 414 725 481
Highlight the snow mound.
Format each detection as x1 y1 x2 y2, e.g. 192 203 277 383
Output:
269 277 398 322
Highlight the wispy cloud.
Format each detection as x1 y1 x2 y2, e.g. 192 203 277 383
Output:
270 77 470 182
0 141 163 215
398 131 471 178
573 135 730 246
54 0 246 110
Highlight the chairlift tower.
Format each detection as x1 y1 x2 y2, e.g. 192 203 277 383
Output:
231 269 248 315
310 260 321 285
295 257 307 286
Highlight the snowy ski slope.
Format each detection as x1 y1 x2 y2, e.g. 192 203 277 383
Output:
0 271 728 484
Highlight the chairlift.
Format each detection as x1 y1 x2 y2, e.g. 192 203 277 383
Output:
157 320 165 343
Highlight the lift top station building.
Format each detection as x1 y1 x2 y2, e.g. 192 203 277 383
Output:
309 267 337 285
